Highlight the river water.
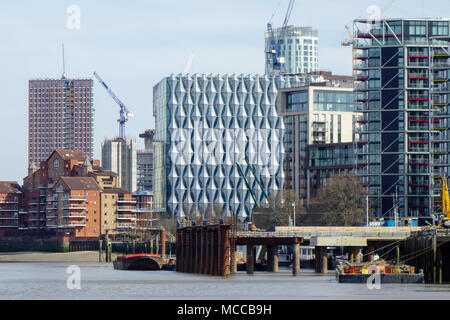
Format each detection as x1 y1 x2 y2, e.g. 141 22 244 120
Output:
0 262 449 300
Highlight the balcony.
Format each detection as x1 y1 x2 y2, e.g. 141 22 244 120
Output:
63 205 86 210
116 215 136 221
0 216 18 220
0 208 18 212
431 62 450 70
354 61 369 70
62 214 86 219
408 95 429 101
117 206 135 211
117 198 136 204
47 223 86 229
68 197 85 201
133 208 153 213
408 61 429 67
408 72 429 80
117 223 135 229
0 224 19 228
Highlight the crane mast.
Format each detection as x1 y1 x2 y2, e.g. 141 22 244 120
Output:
266 0 295 74
93 71 134 139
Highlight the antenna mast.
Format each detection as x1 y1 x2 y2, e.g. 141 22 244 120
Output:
62 44 66 79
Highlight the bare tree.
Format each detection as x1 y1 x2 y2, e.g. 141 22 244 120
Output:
252 190 305 230
315 173 368 226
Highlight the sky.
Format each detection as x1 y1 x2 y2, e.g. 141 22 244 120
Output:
0 0 448 181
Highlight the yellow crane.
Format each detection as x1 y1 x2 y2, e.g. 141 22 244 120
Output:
441 175 450 228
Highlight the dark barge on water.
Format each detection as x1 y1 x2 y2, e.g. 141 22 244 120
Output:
335 260 424 284
113 254 176 271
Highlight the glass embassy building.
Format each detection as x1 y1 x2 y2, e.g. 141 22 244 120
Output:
152 74 316 218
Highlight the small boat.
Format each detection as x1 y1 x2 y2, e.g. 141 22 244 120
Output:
335 259 424 284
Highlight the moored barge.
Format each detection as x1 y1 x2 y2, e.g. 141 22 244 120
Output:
336 260 424 284
113 253 175 271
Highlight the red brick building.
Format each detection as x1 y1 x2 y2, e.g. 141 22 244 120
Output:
5 149 158 242
47 176 101 240
0 182 23 237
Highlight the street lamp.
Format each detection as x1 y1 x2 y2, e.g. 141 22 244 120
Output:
292 202 295 227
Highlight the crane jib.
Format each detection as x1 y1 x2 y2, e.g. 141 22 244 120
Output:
93 71 133 139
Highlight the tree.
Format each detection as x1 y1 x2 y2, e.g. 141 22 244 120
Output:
315 173 368 226
252 190 305 230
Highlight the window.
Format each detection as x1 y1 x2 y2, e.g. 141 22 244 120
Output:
53 159 59 169
431 21 449 36
408 21 426 36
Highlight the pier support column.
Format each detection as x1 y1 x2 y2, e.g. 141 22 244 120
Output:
433 233 437 284
292 243 300 276
231 245 237 274
267 245 279 272
246 244 255 275
98 239 103 262
437 245 443 284
160 227 166 259
267 246 273 272
315 246 327 274
365 245 375 262
348 247 361 263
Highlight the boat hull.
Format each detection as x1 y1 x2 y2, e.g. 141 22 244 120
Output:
337 273 424 284
113 254 163 271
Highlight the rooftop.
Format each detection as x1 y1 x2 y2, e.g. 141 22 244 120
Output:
54 149 88 162
58 177 101 191
0 181 22 194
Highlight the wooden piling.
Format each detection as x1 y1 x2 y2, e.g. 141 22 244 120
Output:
292 243 300 276
433 233 437 284
247 244 254 275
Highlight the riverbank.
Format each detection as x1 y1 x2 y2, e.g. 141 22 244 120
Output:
0 251 121 263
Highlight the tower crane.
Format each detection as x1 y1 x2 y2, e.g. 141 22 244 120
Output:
266 0 295 74
341 24 355 47
93 71 134 139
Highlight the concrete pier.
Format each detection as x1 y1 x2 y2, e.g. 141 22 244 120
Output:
246 244 255 275
235 235 303 276
314 246 328 274
365 245 375 262
267 245 279 272
177 227 303 276
292 243 300 276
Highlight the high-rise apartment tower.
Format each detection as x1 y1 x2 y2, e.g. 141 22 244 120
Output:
265 26 319 75
28 77 94 166
353 18 450 219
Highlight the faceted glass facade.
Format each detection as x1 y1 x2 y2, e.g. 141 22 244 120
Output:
153 74 311 218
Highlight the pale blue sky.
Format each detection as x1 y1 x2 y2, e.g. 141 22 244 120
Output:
0 0 448 181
